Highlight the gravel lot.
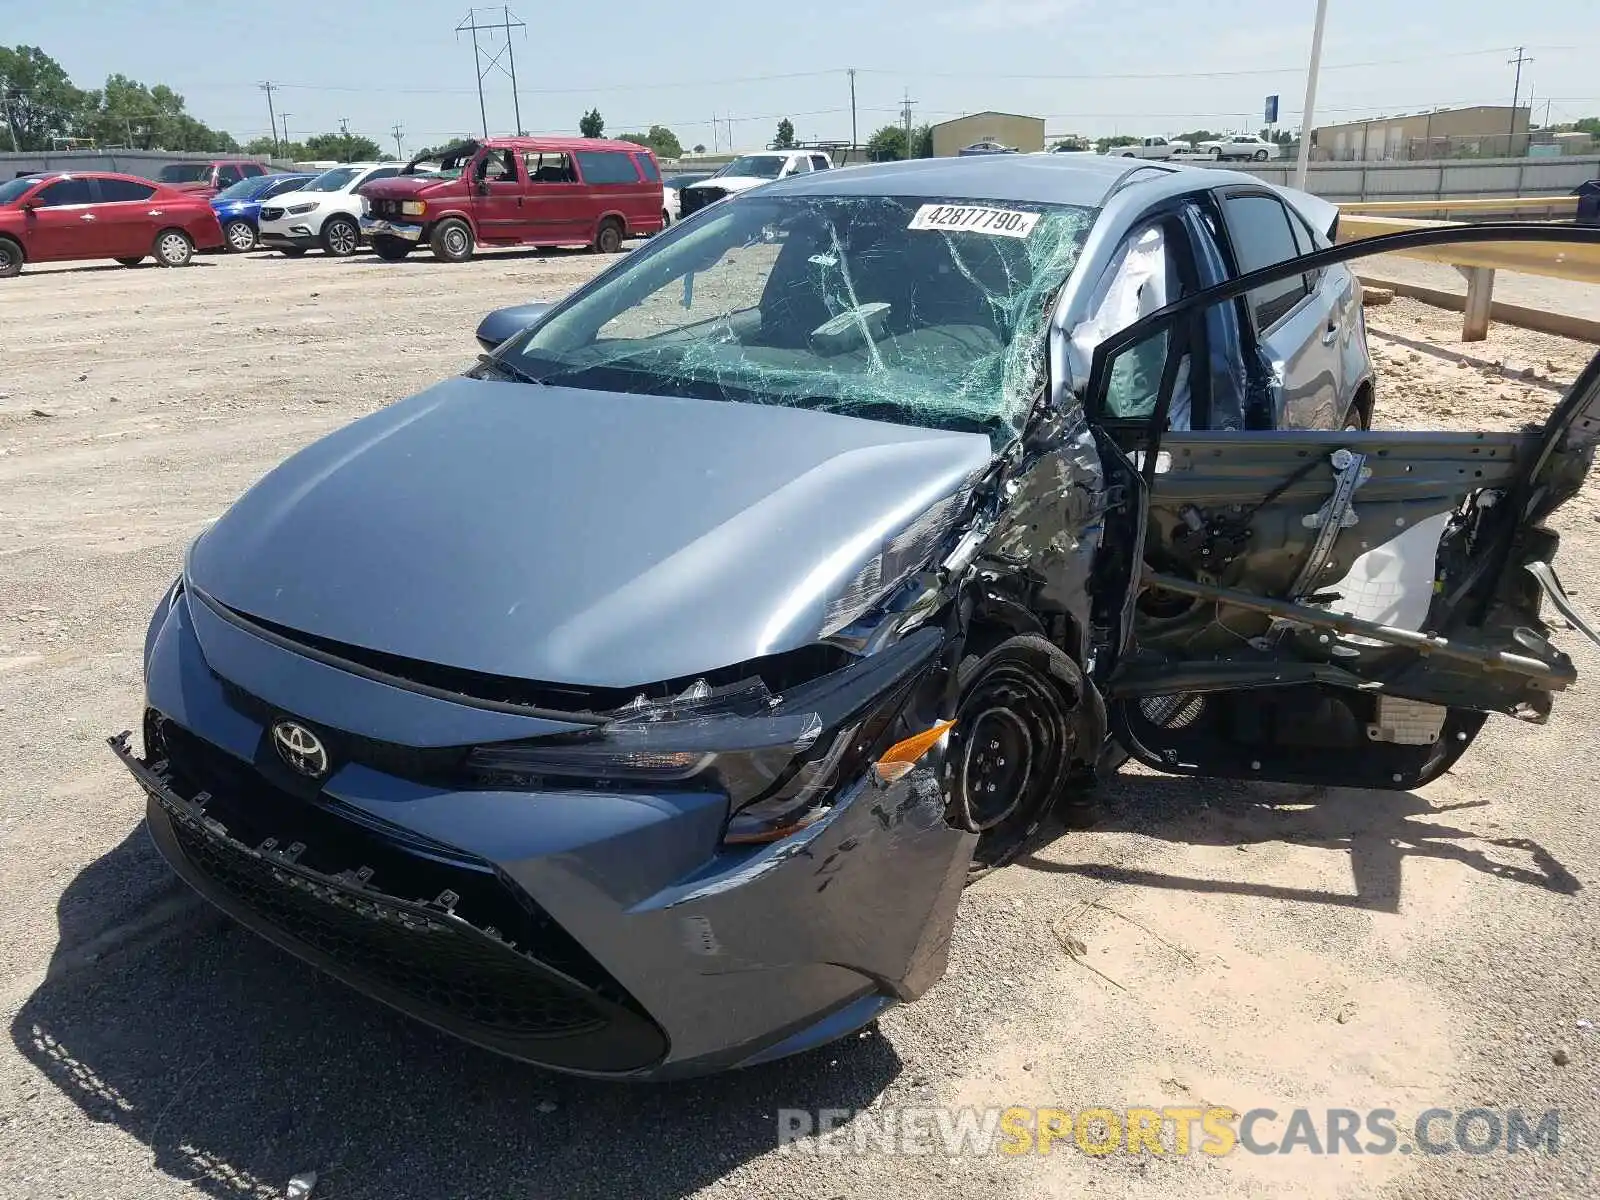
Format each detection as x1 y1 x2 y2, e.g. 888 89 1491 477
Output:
1 250 1598 1200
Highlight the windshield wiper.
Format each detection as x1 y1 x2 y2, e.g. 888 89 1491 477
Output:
472 353 543 385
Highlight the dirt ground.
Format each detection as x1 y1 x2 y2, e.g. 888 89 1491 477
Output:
1 250 1598 1200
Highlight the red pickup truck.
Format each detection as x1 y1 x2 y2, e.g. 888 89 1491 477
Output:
358 136 664 262
155 159 271 199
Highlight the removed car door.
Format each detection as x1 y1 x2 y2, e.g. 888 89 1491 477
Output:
1083 222 1600 790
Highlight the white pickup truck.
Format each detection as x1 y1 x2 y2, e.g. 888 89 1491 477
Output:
1111 136 1182 160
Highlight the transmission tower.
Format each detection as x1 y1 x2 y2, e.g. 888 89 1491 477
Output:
456 7 527 138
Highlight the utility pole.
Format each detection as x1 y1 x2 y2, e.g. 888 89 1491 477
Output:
339 116 350 136
391 123 406 160
456 7 527 139
259 81 280 156
711 112 718 153
848 68 858 153
1508 46 1532 154
901 88 916 157
280 112 292 151
1293 0 1328 189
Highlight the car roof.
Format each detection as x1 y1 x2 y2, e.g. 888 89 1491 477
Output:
481 136 655 154
760 154 1246 208
20 170 178 186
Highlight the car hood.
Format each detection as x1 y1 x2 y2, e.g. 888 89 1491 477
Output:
187 377 992 689
689 176 772 194
359 176 436 200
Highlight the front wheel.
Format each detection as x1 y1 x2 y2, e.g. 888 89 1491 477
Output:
372 235 413 262
154 229 194 267
945 634 1104 877
1208 146 1222 159
321 216 360 257
428 218 474 263
593 217 624 254
1253 148 1270 161
223 219 257 253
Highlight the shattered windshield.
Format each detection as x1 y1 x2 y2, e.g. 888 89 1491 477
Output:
720 156 787 179
504 194 1096 443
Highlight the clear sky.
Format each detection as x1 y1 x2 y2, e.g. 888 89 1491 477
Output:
5 0 1597 153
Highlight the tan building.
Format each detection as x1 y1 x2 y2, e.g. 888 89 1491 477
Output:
930 112 1046 158
1311 105 1531 161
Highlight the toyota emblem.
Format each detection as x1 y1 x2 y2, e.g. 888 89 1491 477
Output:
271 719 330 779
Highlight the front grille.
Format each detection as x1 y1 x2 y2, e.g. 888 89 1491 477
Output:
143 712 668 1070
259 206 284 221
679 187 724 217
368 198 403 219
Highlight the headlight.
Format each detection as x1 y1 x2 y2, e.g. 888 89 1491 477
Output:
401 200 427 216
286 201 319 215
822 489 972 638
467 626 948 844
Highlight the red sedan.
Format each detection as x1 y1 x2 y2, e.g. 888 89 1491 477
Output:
0 171 226 278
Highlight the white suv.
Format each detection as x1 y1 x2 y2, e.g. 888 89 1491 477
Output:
677 151 833 220
257 162 405 257
1198 134 1280 162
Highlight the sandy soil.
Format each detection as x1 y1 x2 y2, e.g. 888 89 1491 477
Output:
1 251 1598 1200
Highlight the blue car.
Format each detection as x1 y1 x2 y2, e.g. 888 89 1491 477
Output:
211 173 318 253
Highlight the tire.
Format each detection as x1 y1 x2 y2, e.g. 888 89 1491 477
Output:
593 217 624 254
1343 397 1371 431
944 634 1104 876
153 229 194 267
321 216 360 257
428 218 474 263
223 219 257 253
1254 148 1270 161
0 236 20 278
1119 151 1136 157
372 235 414 262
1208 146 1222 160
279 247 309 258
115 257 144 268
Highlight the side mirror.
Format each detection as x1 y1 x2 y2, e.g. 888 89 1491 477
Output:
475 302 554 352
20 201 36 214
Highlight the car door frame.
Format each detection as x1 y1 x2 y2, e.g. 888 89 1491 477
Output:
1209 184 1346 429
1079 220 1600 790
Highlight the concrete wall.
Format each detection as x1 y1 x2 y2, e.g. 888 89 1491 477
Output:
931 114 1045 158
1225 154 1599 201
0 148 291 179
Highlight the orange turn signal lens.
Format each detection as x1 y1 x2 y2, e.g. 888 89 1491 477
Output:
872 720 955 785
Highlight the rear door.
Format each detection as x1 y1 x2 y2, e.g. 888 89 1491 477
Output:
521 150 585 243
22 176 101 260
91 177 160 257
1217 188 1344 429
1083 223 1600 791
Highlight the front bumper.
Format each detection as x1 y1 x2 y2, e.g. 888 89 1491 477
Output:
361 217 423 242
114 588 974 1079
258 228 320 250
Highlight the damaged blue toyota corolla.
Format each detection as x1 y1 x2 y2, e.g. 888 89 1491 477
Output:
113 154 1600 1079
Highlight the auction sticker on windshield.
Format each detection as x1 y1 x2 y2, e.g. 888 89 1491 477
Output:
908 204 1040 239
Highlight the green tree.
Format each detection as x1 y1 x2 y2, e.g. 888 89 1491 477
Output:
0 45 87 151
774 118 795 149
866 124 908 161
303 131 383 161
911 122 933 158
692 142 706 153
617 125 682 159
1095 134 1140 153
1573 116 1600 136
579 108 604 138
82 74 236 151
1175 129 1219 145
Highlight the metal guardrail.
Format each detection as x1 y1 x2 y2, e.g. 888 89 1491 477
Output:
1336 209 1599 340
1338 196 1579 216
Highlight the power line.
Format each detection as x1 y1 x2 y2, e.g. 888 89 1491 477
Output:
456 7 527 136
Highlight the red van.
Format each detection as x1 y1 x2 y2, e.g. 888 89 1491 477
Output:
358 136 665 262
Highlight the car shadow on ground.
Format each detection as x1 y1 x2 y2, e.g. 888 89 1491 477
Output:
11 827 900 1200
1022 770 1581 912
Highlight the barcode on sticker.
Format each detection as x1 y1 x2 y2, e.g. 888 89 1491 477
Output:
908 204 1040 238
